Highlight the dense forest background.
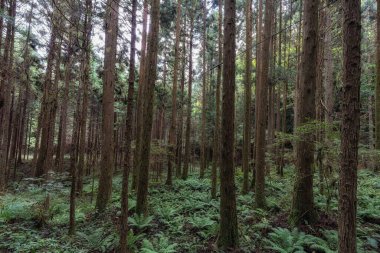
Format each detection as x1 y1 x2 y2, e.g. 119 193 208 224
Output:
0 0 379 252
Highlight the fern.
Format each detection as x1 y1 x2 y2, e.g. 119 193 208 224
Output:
129 214 154 230
140 235 177 253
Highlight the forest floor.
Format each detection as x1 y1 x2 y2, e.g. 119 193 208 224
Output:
0 164 379 253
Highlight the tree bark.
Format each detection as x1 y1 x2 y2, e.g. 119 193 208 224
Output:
376 0 380 151
135 0 160 215
218 0 238 249
96 0 120 212
242 0 252 195
120 0 137 250
167 0 182 186
132 0 148 190
338 0 361 251
35 3 61 177
200 0 207 179
255 0 274 208
77 0 93 195
211 0 223 199
290 0 319 226
182 12 194 181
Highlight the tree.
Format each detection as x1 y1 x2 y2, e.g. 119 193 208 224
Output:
338 0 361 251
182 11 194 181
167 0 182 186
255 0 274 208
211 0 223 199
120 0 137 250
77 0 93 195
0 0 16 190
290 0 319 225
242 0 252 195
35 1 62 177
96 0 120 212
376 0 380 152
218 0 238 249
135 0 161 215
132 0 148 190
200 0 207 179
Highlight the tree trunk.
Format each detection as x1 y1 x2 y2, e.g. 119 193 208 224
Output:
132 0 148 190
35 3 61 177
0 0 16 191
135 0 160 215
120 0 136 250
290 0 319 226
376 0 380 151
96 0 120 212
77 0 93 195
242 0 252 195
182 13 194 181
200 0 207 179
211 0 222 199
338 0 361 251
219 0 238 249
254 0 274 209
175 17 186 177
167 0 182 186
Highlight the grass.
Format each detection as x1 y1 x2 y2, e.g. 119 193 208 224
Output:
0 166 379 252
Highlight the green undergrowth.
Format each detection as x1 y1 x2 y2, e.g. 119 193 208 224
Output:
0 168 379 252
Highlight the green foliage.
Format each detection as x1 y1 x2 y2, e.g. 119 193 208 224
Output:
129 214 154 230
140 234 177 253
77 227 118 252
263 227 336 253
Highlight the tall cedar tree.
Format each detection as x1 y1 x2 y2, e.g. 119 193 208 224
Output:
0 0 16 190
376 0 380 151
167 0 182 186
182 12 194 181
211 0 223 199
219 0 239 249
120 0 137 250
35 2 61 177
175 15 187 177
132 0 148 190
338 0 361 251
77 0 93 194
242 0 252 194
255 0 274 208
135 0 160 215
290 0 319 225
200 0 207 179
96 0 120 212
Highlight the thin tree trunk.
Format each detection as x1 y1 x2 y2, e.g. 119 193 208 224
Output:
175 17 186 177
167 0 182 185
255 0 274 209
242 0 252 195
375 0 380 152
200 0 207 179
211 0 222 199
120 0 137 250
132 0 148 190
77 0 93 195
182 13 194 181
